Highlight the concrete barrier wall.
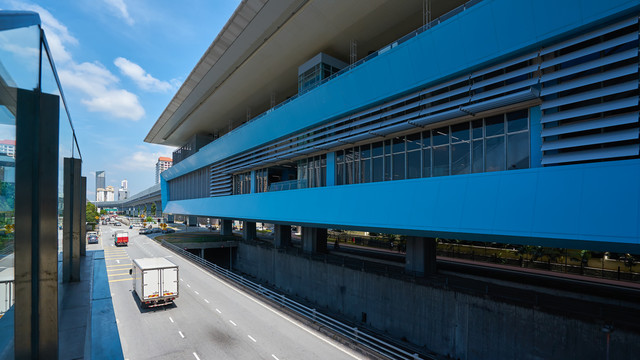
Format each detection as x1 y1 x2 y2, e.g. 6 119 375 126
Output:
236 243 640 360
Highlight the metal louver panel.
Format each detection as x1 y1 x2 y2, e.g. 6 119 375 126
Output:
541 32 638 69
541 144 639 165
541 112 638 137
540 81 637 110
540 63 637 96
540 48 637 83
409 108 466 127
541 128 639 151
541 97 638 124
461 87 540 115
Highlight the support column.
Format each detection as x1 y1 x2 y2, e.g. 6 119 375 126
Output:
301 227 327 254
187 215 198 226
220 219 233 236
80 176 87 257
405 236 437 276
167 214 174 223
243 221 256 240
200 248 204 258
274 224 291 248
63 157 82 283
15 89 60 357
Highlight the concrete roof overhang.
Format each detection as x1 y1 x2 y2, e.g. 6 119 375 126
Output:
145 0 464 147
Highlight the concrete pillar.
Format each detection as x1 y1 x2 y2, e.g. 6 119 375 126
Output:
156 200 162 216
274 224 291 248
405 236 437 276
220 219 233 236
200 248 204 258
80 176 87 257
188 215 198 226
63 157 82 283
301 227 327 254
243 221 256 240
167 214 174 223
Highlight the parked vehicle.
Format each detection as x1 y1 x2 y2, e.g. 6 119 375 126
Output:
161 228 175 234
151 227 163 233
138 228 152 235
129 257 179 308
113 230 129 246
87 234 99 244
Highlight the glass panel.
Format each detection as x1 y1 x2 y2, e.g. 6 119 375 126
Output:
336 162 344 185
372 157 383 182
372 141 383 157
472 119 483 139
392 153 405 180
421 130 431 147
406 132 421 151
0 25 40 90
383 140 391 155
384 155 391 181
485 114 505 136
472 140 484 173
451 142 470 175
432 126 449 146
360 144 371 159
353 151 359 184
336 150 344 163
507 109 529 132
422 148 431 177
392 137 405 154
407 150 421 179
451 122 470 142
361 158 371 183
485 136 505 172
507 132 529 170
433 146 449 177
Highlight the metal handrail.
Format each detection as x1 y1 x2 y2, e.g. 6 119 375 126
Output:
158 239 429 360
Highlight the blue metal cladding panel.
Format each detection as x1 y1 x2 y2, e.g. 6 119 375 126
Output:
160 175 169 212
163 0 640 181
530 106 543 168
165 160 640 251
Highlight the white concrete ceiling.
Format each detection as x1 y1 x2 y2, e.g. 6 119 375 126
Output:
145 0 466 147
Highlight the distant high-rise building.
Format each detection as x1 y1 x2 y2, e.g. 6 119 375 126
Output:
96 187 105 202
155 157 173 184
118 179 129 200
105 186 115 201
96 171 105 200
0 139 16 158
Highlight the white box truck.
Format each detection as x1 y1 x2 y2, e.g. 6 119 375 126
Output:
130 257 179 308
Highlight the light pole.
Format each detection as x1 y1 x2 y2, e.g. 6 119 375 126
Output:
601 325 613 360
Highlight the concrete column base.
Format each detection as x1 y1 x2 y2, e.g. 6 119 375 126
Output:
243 221 256 240
405 236 437 276
220 219 233 236
274 225 291 248
302 227 327 254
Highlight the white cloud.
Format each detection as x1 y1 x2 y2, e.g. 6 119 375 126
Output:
5 1 147 121
114 57 172 92
114 150 163 170
103 0 134 26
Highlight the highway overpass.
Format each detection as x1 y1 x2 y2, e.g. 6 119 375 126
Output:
93 183 162 217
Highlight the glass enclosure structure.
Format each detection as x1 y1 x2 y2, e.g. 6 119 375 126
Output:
0 10 82 358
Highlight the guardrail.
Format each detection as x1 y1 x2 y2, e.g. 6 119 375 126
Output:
158 239 430 360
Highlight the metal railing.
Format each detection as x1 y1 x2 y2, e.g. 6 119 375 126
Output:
268 179 309 192
158 239 430 360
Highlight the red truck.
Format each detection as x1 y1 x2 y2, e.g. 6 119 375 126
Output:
113 230 129 246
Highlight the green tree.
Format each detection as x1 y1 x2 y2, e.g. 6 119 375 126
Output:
623 254 636 272
150 203 157 216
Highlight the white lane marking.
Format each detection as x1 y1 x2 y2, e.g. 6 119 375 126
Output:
194 291 199 295
187 284 191 288
116 318 119 324
229 320 237 326
165 255 173 258
116 260 120 264
193 353 201 360
272 355 280 360
204 299 209 303
192 261 363 359
169 317 174 323
248 335 256 343
178 331 184 338
215 308 221 314
180 278 183 281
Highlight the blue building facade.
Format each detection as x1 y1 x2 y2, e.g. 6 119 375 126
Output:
150 0 640 254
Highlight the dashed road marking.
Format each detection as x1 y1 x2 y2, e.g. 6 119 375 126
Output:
229 320 237 326
215 309 221 314
109 278 132 283
116 260 120 264
187 284 191 288
180 278 183 281
169 317 174 323
204 299 209 303
194 291 199 295
179 331 185 338
193 353 201 360
272 355 280 360
248 335 256 342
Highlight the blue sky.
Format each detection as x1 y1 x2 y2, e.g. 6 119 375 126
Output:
0 0 240 197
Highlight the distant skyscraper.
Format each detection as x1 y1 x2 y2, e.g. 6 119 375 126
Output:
155 157 173 184
118 179 129 200
96 171 105 200
105 185 115 201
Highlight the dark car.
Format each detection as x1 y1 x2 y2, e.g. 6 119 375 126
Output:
138 228 152 235
87 235 98 244
161 228 175 234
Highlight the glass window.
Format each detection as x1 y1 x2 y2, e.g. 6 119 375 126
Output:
472 119 483 139
406 133 421 151
372 157 383 182
336 162 344 185
485 114 504 136
361 158 371 183
360 144 371 159
422 148 431 177
392 137 405 153
407 150 421 179
451 142 470 175
485 136 505 172
392 153 405 180
433 146 449 176
383 140 391 155
507 109 528 132
507 132 529 170
451 122 470 142
422 130 431 148
472 140 484 173
372 141 383 157
384 155 392 181
433 126 449 146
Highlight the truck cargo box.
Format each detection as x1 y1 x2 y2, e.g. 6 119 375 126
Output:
131 257 178 308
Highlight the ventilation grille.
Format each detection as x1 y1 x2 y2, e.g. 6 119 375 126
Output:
539 16 639 165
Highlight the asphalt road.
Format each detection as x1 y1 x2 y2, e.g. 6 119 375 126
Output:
93 225 364 360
